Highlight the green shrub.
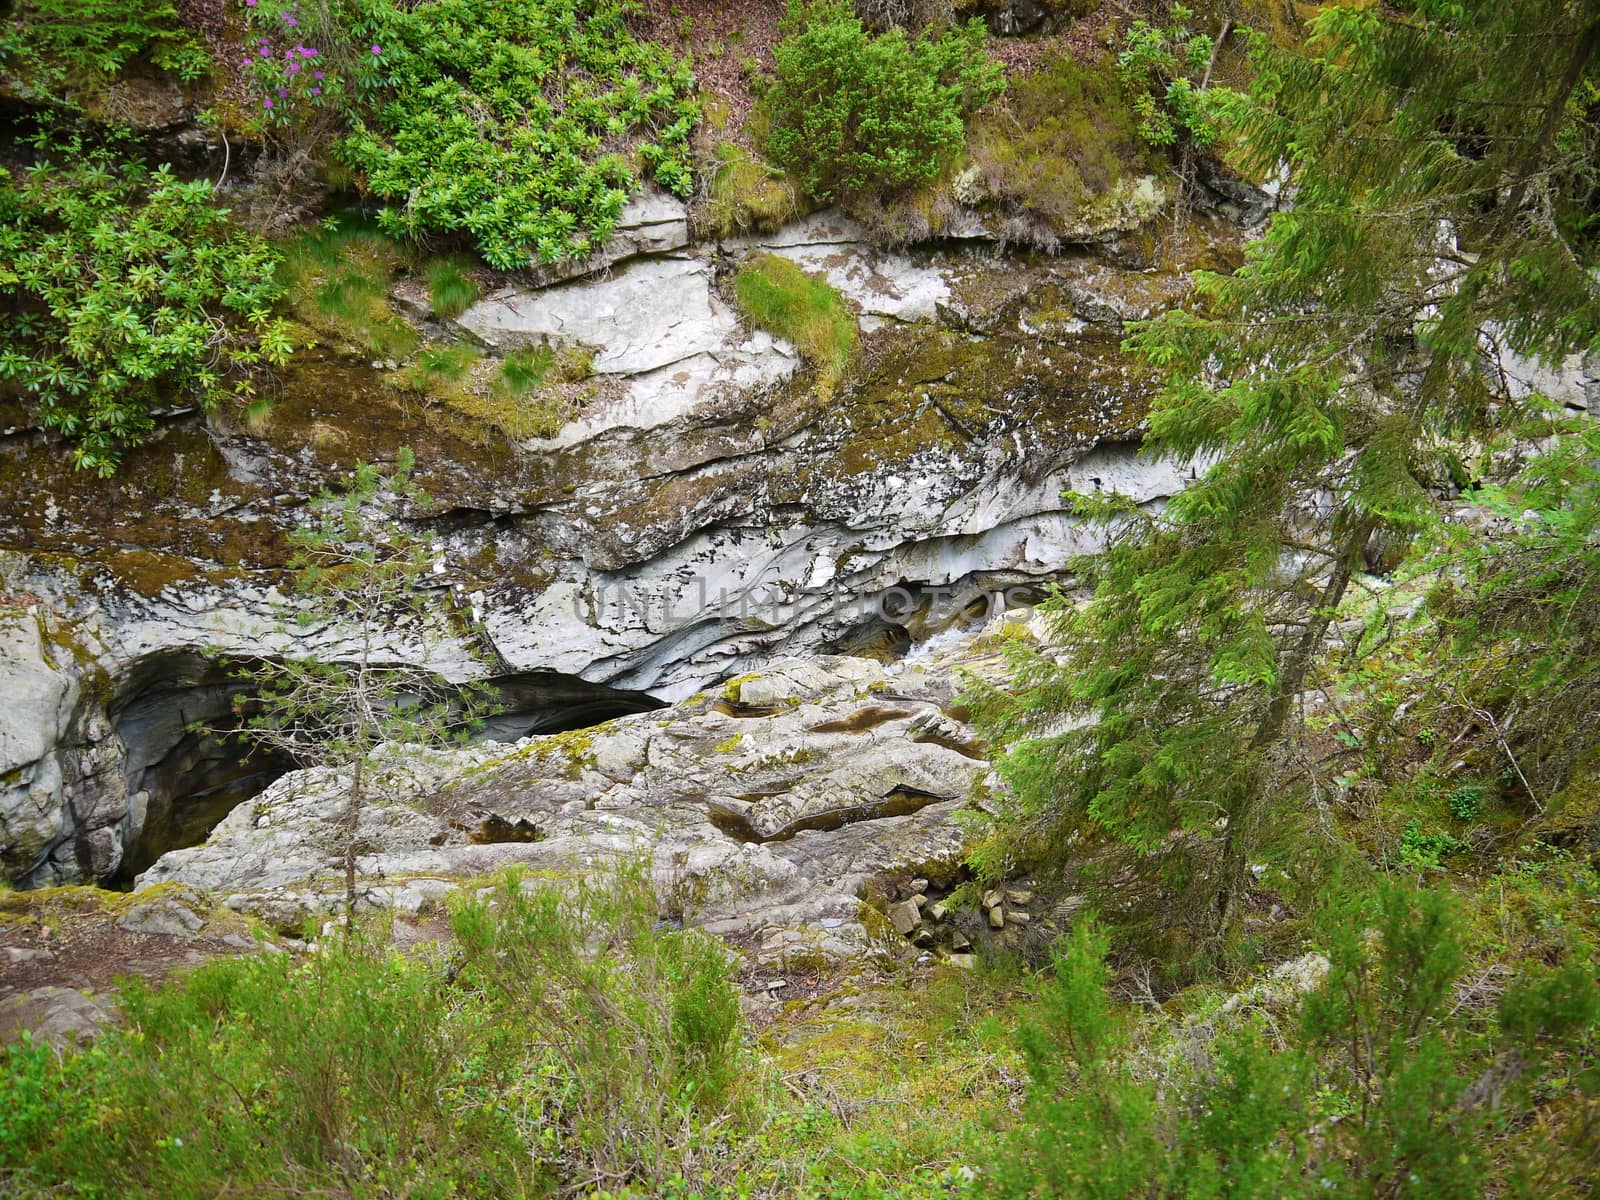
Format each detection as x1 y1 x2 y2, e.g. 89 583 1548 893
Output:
0 866 746 1198
0 144 293 475
0 0 210 100
1116 4 1227 151
241 0 697 269
985 886 1600 1198
760 0 1002 204
426 257 480 319
733 254 857 386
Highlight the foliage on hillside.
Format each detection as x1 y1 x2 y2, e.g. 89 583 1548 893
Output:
4 862 1597 1198
0 0 209 101
986 886 1599 1198
337 0 697 268
240 0 699 268
0 140 292 475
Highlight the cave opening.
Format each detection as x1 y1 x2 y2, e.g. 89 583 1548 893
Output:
104 653 664 888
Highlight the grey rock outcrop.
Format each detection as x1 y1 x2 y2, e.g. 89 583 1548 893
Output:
0 610 127 887
137 642 1001 962
1 196 1222 887
524 188 691 288
0 986 119 1047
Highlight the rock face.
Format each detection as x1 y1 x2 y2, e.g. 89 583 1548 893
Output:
0 986 119 1048
1 191 1224 887
0 600 663 888
137 643 999 964
0 610 127 886
457 255 801 450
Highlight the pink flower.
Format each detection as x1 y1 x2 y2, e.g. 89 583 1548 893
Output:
314 70 324 79
310 86 321 95
288 61 300 72
263 97 273 108
371 44 382 54
283 14 298 25
242 57 253 66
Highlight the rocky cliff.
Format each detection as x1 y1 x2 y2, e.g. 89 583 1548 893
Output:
1 179 1249 888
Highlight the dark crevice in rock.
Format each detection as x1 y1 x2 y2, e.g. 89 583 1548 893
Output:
909 730 986 760
706 786 951 845
806 706 913 734
461 813 542 844
712 700 790 719
824 619 912 660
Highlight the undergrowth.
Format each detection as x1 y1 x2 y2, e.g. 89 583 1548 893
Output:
0 0 209 102
239 0 698 269
967 51 1159 238
0 867 746 1199
0 137 292 474
699 142 800 239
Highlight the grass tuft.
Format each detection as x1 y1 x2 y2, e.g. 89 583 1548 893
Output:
393 341 595 443
425 258 480 319
277 221 419 361
733 254 857 388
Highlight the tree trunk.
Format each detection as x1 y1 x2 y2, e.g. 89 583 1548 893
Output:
345 752 363 916
1215 514 1379 935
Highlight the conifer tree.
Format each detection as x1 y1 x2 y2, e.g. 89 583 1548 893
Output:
234 449 496 913
973 0 1600 952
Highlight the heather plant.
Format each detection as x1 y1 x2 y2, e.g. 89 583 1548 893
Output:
0 865 748 1199
0 135 293 475
761 0 1002 204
